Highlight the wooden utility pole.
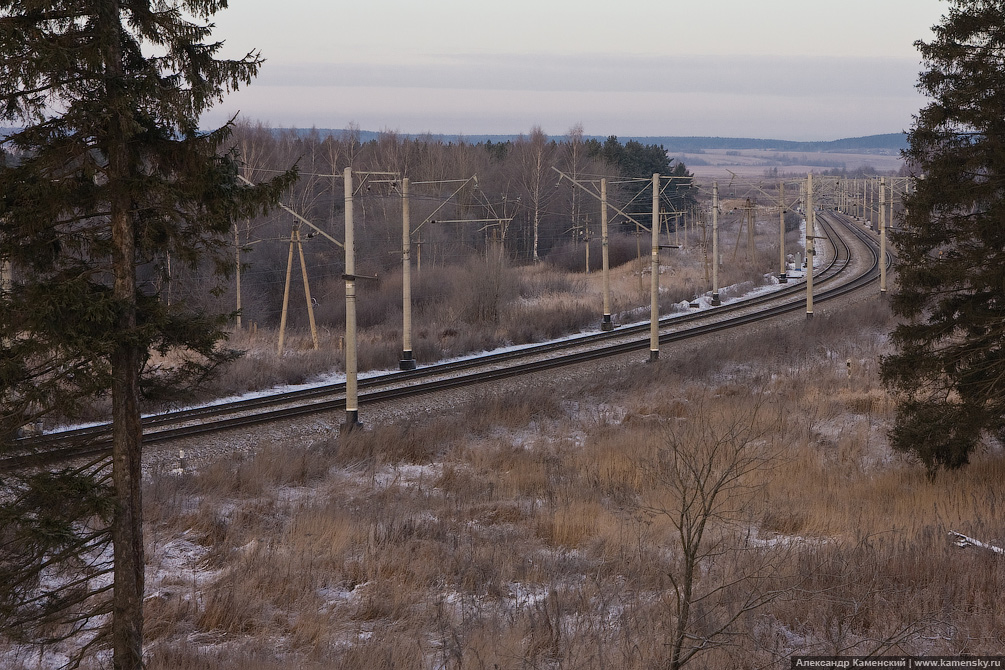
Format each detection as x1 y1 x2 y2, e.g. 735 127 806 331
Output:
276 225 319 354
277 228 295 354
732 197 755 261
296 228 319 350
237 174 341 354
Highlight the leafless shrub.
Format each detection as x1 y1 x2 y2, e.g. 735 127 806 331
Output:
632 390 792 669
545 233 638 273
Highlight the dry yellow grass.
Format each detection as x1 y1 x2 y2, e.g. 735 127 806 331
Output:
127 294 1005 668
23 222 994 669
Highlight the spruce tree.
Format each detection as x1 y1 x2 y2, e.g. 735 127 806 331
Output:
0 1 292 666
882 0 1005 474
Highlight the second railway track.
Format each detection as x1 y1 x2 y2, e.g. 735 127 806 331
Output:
3 211 884 470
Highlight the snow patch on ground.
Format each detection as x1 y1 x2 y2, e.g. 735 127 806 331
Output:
745 526 831 548
0 645 80 670
563 400 628 427
372 462 443 490
146 532 220 598
0 543 114 668
317 583 367 612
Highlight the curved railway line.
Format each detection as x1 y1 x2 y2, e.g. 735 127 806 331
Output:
3 211 885 471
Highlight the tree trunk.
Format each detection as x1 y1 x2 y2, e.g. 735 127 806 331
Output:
533 204 540 263
110 326 144 670
110 166 145 670
670 543 698 670
103 0 145 666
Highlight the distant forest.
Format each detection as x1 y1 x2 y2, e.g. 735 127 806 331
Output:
274 128 908 155
157 122 699 329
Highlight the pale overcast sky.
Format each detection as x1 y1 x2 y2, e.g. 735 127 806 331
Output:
203 0 947 141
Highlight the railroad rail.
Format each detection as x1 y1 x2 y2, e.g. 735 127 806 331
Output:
2 211 883 471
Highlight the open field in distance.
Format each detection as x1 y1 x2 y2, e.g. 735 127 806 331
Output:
684 149 904 178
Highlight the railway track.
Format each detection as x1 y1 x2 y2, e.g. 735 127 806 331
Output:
2 211 883 471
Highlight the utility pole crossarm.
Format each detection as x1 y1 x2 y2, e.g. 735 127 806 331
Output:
553 167 653 232
658 176 694 211
412 175 478 235
237 175 344 249
743 181 804 210
429 218 513 224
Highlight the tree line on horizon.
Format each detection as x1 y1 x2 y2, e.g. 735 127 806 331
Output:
269 127 908 154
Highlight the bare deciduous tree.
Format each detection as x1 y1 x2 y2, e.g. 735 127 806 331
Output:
515 126 559 262
637 392 789 670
